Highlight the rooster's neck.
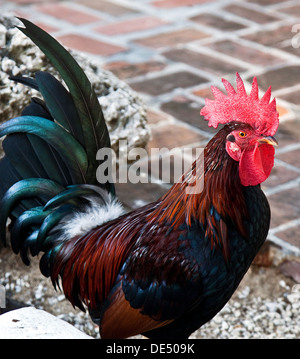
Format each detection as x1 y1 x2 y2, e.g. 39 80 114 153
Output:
150 125 248 237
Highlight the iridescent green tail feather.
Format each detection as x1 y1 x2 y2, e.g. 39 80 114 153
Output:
0 19 114 273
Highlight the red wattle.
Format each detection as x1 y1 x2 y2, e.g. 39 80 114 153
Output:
239 143 275 186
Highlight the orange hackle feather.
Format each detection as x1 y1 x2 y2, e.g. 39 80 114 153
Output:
149 124 249 263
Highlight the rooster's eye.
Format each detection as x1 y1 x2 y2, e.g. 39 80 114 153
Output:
238 131 247 138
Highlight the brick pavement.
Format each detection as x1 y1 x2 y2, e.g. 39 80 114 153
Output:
1 0 300 256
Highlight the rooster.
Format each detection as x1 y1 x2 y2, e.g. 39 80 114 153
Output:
0 19 279 339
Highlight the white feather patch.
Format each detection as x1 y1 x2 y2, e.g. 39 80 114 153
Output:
60 195 125 240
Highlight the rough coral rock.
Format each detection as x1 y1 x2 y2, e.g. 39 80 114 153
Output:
0 16 150 156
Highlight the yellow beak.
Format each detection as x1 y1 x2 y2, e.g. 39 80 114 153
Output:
258 136 278 146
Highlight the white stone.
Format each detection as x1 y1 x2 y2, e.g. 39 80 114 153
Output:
0 307 92 339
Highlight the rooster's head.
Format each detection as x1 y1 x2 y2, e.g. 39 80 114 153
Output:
200 73 279 186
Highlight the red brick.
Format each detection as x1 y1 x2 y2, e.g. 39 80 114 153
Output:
281 4 300 16
224 4 279 24
262 164 299 189
277 148 300 168
278 46 300 57
243 24 299 57
161 96 216 134
153 0 211 8
253 66 300 92
35 22 60 33
57 34 126 56
280 91 300 106
276 225 300 249
243 24 291 47
131 71 209 95
191 13 246 31
207 40 283 66
193 87 215 100
95 16 168 36
148 123 206 149
274 119 300 147
134 28 209 48
147 109 172 125
104 61 166 80
36 3 102 24
75 0 139 16
163 48 246 76
268 188 300 228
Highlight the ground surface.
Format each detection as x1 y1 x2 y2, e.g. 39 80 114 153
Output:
1 244 300 339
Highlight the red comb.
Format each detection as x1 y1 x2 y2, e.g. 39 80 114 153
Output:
200 73 279 136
